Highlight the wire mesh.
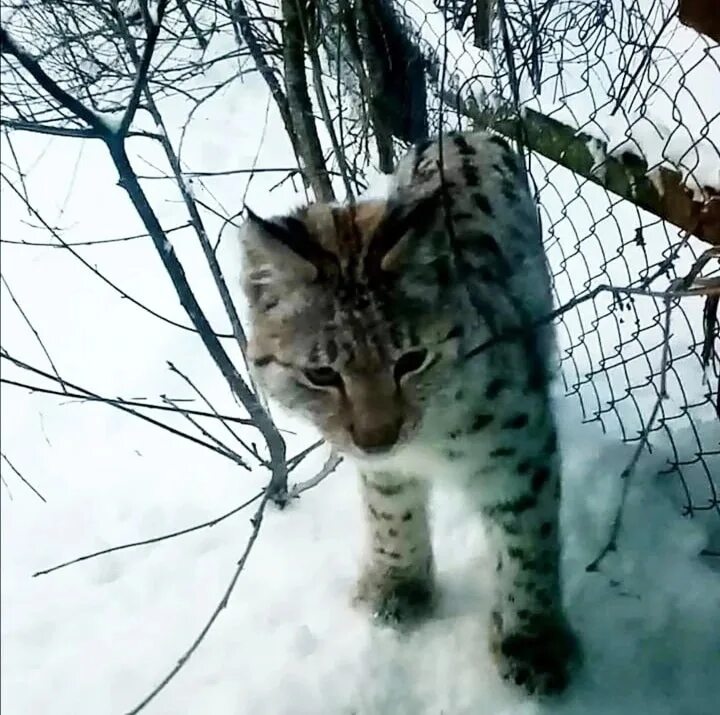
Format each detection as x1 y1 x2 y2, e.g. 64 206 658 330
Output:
315 0 720 522
409 0 719 521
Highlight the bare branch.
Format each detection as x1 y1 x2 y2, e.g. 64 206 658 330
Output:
585 247 719 571
1 375 256 426
1 175 233 338
118 0 170 135
1 354 259 464
0 452 46 502
167 360 265 463
125 490 272 714
137 166 317 179
0 470 13 500
0 117 161 140
0 25 109 134
300 3 354 198
161 394 250 469
2 127 29 206
1 273 66 392
2 7 290 501
33 490 264 577
464 274 717 362
176 0 208 50
112 139 289 496
286 438 324 471
288 450 342 498
231 1 304 169
0 221 191 247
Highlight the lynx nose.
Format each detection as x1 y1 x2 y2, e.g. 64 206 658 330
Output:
350 419 403 454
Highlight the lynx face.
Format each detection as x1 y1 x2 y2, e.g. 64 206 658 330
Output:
239 197 462 458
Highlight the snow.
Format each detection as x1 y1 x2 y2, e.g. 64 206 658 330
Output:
93 110 124 135
2 382 719 714
646 167 666 198
585 138 607 182
2 4 719 715
147 2 159 27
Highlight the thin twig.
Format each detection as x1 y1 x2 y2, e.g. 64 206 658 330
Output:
1 175 232 338
114 17 270 400
118 0 170 135
0 470 13 500
109 100 289 501
0 27 108 133
286 438 324 471
176 0 208 49
2 128 29 207
231 0 304 176
33 490 264 577
125 490 272 714
288 450 342 498
137 167 310 179
281 0 334 201
0 118 162 141
1 356 257 463
161 395 249 469
0 452 46 502
0 222 190 247
0 372 256 425
1 374 250 463
167 361 264 463
1 273 66 392
464 279 717 362
299 2 354 198
585 296 673 572
610 7 676 116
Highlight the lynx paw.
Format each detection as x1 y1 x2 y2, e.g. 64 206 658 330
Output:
354 571 435 626
490 613 580 696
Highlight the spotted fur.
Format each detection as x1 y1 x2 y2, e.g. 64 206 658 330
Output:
239 131 578 696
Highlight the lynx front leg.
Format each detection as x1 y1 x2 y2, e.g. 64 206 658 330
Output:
354 473 435 625
481 433 579 695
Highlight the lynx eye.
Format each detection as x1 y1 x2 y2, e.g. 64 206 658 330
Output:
303 366 343 389
394 348 430 382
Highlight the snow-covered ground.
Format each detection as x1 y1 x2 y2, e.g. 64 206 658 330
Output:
2 4 719 714
2 379 719 715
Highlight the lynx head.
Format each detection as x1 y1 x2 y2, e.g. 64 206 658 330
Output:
239 192 462 460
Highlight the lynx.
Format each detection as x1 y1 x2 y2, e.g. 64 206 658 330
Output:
239 131 578 695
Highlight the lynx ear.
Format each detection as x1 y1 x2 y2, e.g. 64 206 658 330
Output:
365 188 442 274
242 206 337 282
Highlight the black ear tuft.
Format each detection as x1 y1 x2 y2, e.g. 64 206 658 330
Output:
245 205 302 249
243 206 338 279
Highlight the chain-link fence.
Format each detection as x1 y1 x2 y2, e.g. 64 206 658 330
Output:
425 0 720 524
314 0 720 526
